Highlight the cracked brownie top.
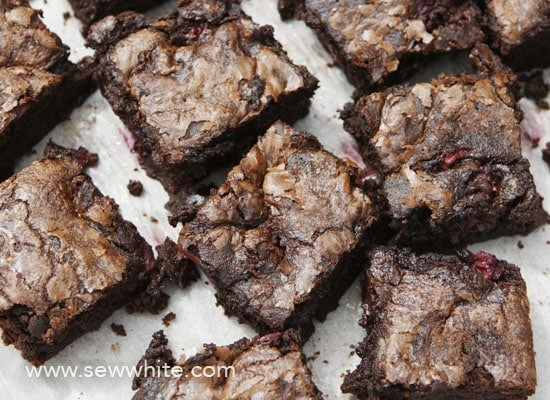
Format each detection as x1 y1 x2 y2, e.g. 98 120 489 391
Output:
343 71 547 249
87 1 316 167
179 121 375 332
0 148 153 341
282 0 483 86
342 246 537 399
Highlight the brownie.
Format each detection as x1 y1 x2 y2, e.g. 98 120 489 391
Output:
127 179 144 196
279 0 484 88
0 0 94 179
179 121 376 337
87 0 318 223
0 144 156 365
68 0 165 26
133 330 322 399
342 246 537 400
342 68 547 250
127 238 198 314
482 0 550 70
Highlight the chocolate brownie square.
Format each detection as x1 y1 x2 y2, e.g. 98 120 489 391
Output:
0 144 155 365
482 0 550 70
342 69 547 250
179 121 376 337
68 0 165 26
342 246 537 399
87 0 318 221
133 330 322 399
279 0 484 88
0 0 93 179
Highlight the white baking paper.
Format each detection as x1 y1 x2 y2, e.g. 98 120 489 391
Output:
0 1 548 399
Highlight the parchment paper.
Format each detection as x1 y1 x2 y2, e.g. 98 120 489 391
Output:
0 1 548 398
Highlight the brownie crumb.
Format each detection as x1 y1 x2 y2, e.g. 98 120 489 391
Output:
307 351 321 363
543 142 550 168
322 360 329 364
132 330 175 390
127 180 144 196
520 70 549 109
126 239 198 314
62 11 70 21
162 312 176 327
110 323 127 337
518 241 525 249
150 217 158 224
111 343 120 353
523 133 541 149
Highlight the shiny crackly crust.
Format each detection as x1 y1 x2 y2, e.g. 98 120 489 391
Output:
0 147 154 365
0 0 68 70
483 0 550 70
133 330 322 400
280 0 483 88
342 72 547 250
87 1 318 195
0 0 94 178
342 246 537 399
179 121 375 336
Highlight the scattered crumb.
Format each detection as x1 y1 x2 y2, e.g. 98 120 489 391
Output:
546 241 550 245
307 351 321 363
520 69 550 109
134 168 138 172
322 360 329 364
340 373 345 378
349 344 355 349
543 142 550 168
517 241 524 249
150 216 158 224
326 62 336 68
522 132 540 148
111 343 120 353
204 280 209 285
110 323 127 337
162 312 176 327
62 11 70 22
349 350 355 357
127 180 144 196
